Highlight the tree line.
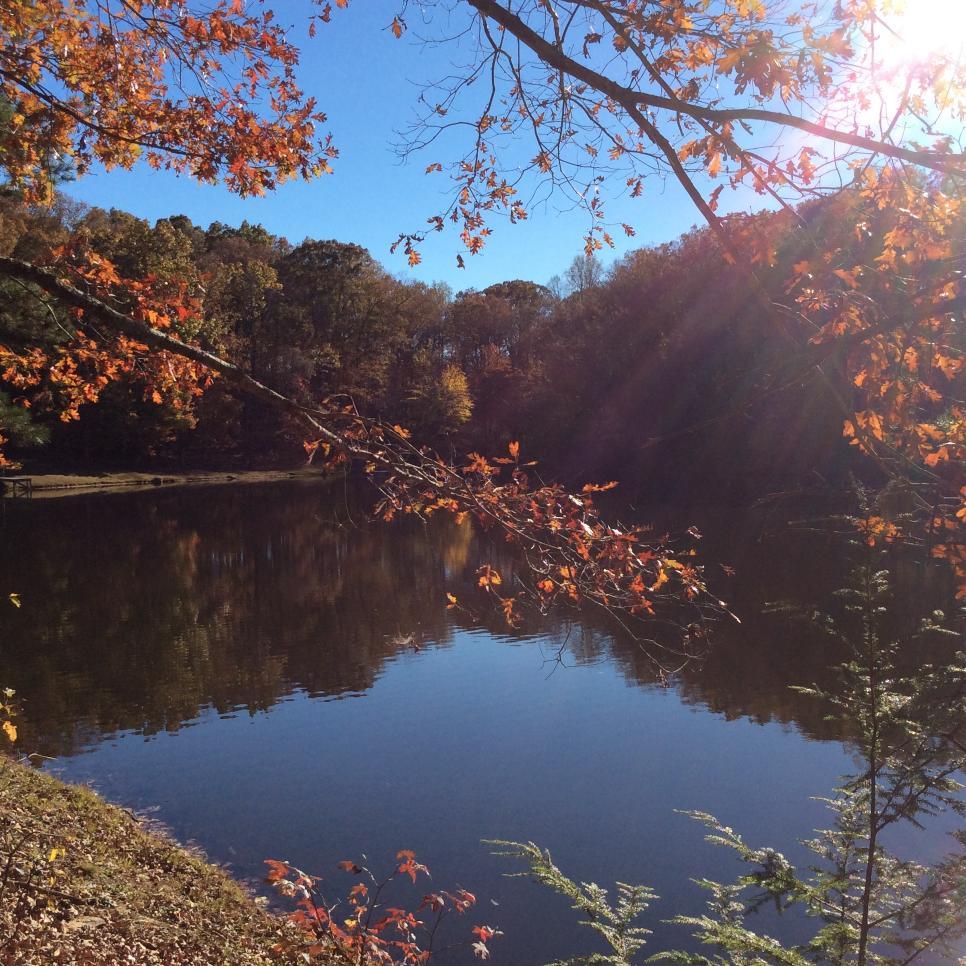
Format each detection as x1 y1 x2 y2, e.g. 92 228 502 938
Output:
1 191 887 504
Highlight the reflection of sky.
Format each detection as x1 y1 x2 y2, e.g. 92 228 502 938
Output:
47 628 855 964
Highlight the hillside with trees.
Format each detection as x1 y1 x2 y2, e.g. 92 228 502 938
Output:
1 193 890 505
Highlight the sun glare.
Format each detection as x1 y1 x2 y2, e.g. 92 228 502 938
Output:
848 0 966 133
875 0 966 68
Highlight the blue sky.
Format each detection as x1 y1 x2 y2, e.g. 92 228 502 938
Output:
64 3 750 290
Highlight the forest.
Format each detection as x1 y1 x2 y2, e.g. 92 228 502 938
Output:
0 0 964 963
0 191 897 504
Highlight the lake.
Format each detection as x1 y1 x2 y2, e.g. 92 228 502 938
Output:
0 480 957 963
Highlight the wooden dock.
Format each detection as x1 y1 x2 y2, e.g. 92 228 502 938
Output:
0 477 33 497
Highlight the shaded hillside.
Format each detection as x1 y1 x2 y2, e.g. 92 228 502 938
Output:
0 194 887 503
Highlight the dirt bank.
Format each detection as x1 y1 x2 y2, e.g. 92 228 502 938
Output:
0 758 301 964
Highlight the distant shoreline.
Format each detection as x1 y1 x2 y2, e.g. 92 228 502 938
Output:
1 468 333 498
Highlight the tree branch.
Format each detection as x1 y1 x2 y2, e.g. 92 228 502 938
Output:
0 255 720 671
466 0 966 176
0 255 341 448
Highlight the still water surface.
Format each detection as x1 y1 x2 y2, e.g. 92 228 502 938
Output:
0 481 953 962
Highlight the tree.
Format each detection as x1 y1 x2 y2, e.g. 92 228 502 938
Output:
272 240 402 404
0 0 962 635
491 563 966 965
562 254 604 297
395 0 965 590
405 360 474 439
393 1 964 254
0 0 336 204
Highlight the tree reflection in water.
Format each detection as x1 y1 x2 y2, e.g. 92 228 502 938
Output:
0 481 954 757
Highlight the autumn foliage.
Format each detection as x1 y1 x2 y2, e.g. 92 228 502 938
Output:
0 240 211 465
265 852 499 962
0 0 963 603
0 0 336 205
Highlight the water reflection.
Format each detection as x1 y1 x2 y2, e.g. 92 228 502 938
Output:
1 483 461 754
0 480 891 756
0 481 956 964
